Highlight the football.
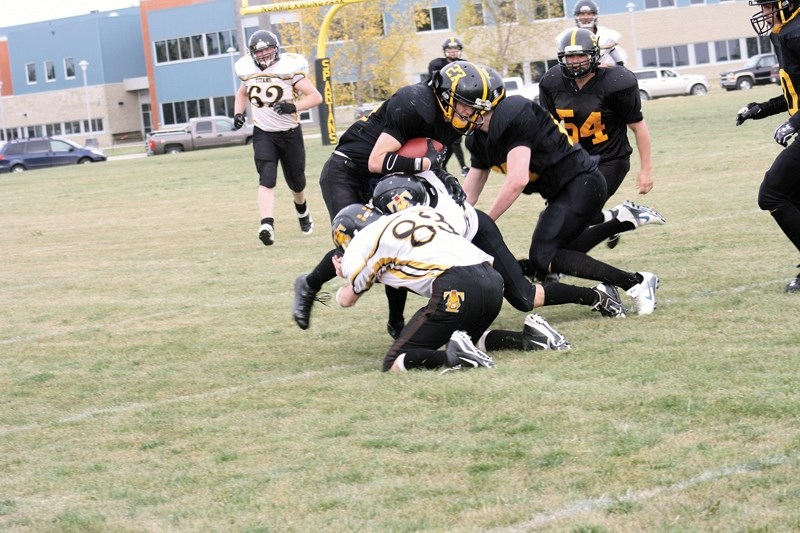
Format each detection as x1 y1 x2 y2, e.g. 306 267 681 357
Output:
396 137 444 158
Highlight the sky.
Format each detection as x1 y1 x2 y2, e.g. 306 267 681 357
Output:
1 0 141 28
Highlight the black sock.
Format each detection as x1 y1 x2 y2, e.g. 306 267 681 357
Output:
542 282 598 307
260 217 274 226
385 286 407 324
305 249 338 290
567 220 630 253
294 201 307 215
550 249 640 291
484 330 523 351
401 349 448 370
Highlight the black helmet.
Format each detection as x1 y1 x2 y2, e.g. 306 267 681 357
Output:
248 30 280 69
429 61 506 135
331 204 380 251
557 28 600 79
442 37 464 59
372 174 429 214
573 0 599 28
749 0 800 35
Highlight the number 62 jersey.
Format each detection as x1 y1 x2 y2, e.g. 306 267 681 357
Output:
235 52 309 132
341 206 493 298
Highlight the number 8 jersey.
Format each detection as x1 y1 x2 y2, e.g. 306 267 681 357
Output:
341 206 494 298
235 52 309 132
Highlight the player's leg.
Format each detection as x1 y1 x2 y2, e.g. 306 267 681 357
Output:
758 140 800 291
278 127 313 235
253 129 280 246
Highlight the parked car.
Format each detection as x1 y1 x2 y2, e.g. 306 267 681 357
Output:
720 53 778 91
503 76 540 104
145 116 253 156
770 63 780 84
0 137 106 173
633 68 709 100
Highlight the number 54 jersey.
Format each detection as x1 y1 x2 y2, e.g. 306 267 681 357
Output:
341 206 494 298
538 65 642 163
235 52 309 132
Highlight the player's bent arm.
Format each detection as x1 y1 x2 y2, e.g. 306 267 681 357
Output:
627 119 653 193
293 78 323 111
463 168 489 205
487 145 531 221
336 285 360 307
368 132 433 174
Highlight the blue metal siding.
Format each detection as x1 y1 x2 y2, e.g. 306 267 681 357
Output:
147 0 236 41
155 56 238 101
99 13 147 83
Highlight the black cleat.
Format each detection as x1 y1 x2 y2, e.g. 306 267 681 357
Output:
292 275 329 329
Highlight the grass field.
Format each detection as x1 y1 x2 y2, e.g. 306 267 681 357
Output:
2 85 800 532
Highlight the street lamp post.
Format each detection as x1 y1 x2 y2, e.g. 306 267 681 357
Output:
226 46 239 96
78 60 93 144
626 3 638 68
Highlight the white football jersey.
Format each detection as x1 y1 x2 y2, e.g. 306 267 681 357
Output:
415 170 479 241
341 206 494 298
235 52 309 132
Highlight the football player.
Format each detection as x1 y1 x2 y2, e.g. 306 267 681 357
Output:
292 61 502 335
372 172 627 321
556 0 627 68
233 29 322 246
539 28 664 253
461 92 660 315
427 37 470 177
735 0 800 292
331 203 571 372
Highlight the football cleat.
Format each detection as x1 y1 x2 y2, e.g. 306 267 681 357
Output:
522 314 571 351
626 272 659 315
786 266 800 293
611 200 666 228
591 283 627 318
259 223 275 246
445 331 495 369
298 210 314 235
607 233 621 249
387 320 405 340
292 274 329 329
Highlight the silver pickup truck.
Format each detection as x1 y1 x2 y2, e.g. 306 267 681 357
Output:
145 116 254 155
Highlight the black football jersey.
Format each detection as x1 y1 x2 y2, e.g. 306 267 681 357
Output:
466 95 599 199
538 65 642 162
772 14 800 123
335 83 463 173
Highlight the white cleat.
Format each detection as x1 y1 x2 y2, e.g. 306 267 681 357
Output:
612 200 666 228
626 272 659 315
522 314 571 351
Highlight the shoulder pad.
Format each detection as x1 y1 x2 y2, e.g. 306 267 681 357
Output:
595 26 621 46
235 56 259 78
277 53 310 75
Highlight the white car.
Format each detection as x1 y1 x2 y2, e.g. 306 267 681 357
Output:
633 68 709 100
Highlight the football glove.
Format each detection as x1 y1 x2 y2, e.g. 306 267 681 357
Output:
233 113 246 130
272 101 297 115
735 103 762 126
441 172 467 206
774 120 797 147
426 138 447 170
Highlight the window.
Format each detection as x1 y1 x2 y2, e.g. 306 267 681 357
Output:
497 0 518 23
644 0 674 7
535 0 564 20
715 39 741 62
45 123 63 136
155 30 239 65
416 6 449 32
161 98 215 125
634 70 658 80
690 0 704 4
470 2 485 25
694 43 710 64
192 35 205 58
64 57 76 79
206 33 220 56
64 121 81 135
179 37 193 60
26 63 37 84
746 36 772 56
45 60 56 82
50 140 73 153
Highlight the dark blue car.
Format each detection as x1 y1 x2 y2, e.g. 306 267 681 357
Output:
0 137 107 173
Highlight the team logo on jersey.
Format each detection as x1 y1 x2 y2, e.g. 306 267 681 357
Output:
443 289 465 313
385 191 415 213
